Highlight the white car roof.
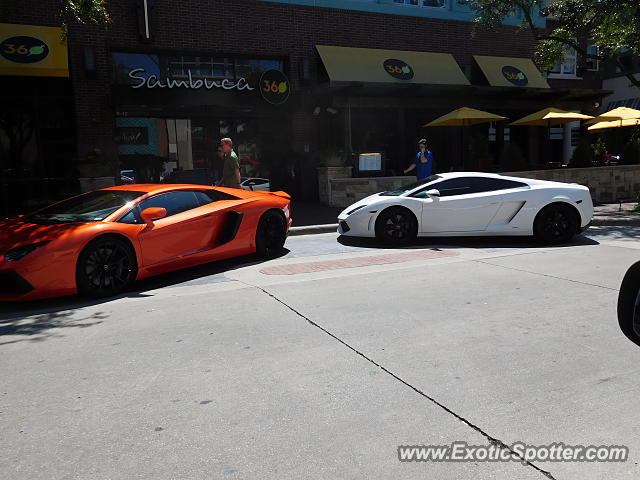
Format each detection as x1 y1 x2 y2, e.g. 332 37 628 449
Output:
428 172 582 188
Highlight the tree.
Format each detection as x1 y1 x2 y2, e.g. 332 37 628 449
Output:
460 0 640 88
61 0 111 39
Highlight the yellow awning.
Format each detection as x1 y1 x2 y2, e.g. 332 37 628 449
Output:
0 23 68 77
474 55 549 89
316 45 470 86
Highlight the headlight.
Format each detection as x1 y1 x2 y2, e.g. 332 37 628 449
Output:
347 205 368 215
4 241 50 262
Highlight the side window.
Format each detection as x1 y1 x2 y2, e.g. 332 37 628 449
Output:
118 209 141 224
138 191 201 217
194 191 215 206
195 190 237 204
473 178 528 194
435 178 474 197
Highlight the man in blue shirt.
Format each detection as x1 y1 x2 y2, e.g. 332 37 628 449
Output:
404 138 433 179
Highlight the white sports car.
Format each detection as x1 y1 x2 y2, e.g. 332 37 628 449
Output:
337 172 593 244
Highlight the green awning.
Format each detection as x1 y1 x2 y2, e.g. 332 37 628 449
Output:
316 45 470 86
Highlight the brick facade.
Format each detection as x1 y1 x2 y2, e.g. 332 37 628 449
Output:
4 0 537 166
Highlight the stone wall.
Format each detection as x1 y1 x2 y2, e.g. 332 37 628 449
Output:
322 166 640 207
502 165 640 204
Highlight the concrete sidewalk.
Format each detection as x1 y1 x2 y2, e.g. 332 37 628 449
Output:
289 201 640 236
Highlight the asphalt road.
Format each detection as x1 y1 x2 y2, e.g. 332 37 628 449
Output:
2 226 640 479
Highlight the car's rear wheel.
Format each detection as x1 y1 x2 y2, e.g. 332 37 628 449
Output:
76 236 137 298
375 207 418 245
533 203 579 244
255 210 287 257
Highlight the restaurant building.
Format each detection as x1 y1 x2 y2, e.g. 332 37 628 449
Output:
1 0 609 213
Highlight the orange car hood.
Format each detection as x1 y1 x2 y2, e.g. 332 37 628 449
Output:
0 218 84 252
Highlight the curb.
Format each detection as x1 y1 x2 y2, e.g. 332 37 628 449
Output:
591 217 640 227
288 224 338 236
287 219 640 236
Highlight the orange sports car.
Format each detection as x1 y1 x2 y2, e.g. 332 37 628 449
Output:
0 184 292 301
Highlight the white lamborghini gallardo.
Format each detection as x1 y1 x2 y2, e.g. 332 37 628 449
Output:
337 172 593 244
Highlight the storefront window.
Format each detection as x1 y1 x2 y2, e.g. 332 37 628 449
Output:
116 115 289 185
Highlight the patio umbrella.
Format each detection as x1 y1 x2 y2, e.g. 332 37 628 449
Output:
586 108 640 160
424 107 508 127
424 107 508 169
587 118 640 131
585 106 640 125
510 107 593 127
510 108 594 166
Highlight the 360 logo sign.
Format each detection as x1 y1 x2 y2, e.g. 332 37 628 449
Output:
260 69 290 105
1 36 49 64
502 66 528 86
383 59 414 81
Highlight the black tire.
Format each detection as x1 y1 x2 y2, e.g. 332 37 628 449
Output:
533 203 579 244
255 210 287 257
76 236 137 298
374 207 418 245
618 261 640 347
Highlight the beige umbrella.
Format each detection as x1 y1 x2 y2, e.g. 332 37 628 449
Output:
424 107 508 169
510 107 593 127
588 118 640 130
424 107 508 127
586 112 640 162
585 106 640 125
510 108 594 165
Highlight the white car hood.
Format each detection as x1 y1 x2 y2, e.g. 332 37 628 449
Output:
339 192 389 215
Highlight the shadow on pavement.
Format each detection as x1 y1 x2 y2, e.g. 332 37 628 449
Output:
337 233 600 250
0 310 108 346
0 249 290 325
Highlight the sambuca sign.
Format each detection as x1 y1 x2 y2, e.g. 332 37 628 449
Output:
128 68 255 91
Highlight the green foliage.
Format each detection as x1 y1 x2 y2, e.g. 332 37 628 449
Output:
569 139 594 168
460 0 640 86
591 137 608 157
61 0 111 39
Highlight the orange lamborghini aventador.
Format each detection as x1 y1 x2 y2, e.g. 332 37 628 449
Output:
0 184 292 301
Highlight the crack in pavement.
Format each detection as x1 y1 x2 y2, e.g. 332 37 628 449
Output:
238 280 557 480
472 259 620 292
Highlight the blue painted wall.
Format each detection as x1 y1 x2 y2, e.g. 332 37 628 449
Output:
256 0 545 27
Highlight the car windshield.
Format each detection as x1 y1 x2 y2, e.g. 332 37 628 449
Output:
380 175 441 196
23 190 145 224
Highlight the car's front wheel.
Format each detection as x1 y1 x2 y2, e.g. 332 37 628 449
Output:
76 236 138 298
255 210 287 257
375 207 418 245
533 203 579 244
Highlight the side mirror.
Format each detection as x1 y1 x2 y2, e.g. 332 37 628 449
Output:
618 261 640 347
426 189 440 198
140 207 167 225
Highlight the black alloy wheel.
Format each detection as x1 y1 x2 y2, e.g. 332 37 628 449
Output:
375 207 418 245
533 204 578 244
256 210 287 257
76 237 137 298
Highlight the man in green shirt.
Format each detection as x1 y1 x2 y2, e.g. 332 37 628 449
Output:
220 137 241 188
